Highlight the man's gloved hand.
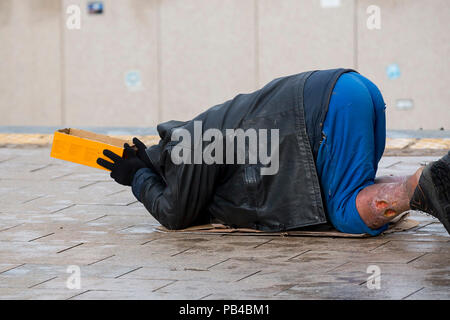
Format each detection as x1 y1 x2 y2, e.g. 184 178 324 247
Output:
132 137 153 169
96 145 146 186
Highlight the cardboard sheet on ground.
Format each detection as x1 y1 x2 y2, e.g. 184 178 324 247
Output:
156 213 419 238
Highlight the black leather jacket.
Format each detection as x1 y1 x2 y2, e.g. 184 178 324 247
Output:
135 68 354 231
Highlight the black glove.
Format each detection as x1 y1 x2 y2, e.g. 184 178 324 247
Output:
132 137 153 169
97 145 146 186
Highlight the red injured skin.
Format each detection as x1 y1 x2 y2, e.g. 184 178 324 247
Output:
375 200 397 217
356 173 421 229
356 167 424 229
384 209 397 217
375 200 389 209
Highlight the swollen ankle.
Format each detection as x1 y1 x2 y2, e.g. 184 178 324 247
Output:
406 167 424 202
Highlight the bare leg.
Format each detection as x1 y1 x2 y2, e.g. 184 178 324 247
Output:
356 167 424 229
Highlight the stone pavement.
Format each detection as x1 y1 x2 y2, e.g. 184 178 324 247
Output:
0 147 448 300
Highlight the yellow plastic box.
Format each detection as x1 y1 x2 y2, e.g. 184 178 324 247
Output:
50 128 131 171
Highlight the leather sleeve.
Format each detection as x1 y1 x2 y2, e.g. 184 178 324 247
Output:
134 144 219 230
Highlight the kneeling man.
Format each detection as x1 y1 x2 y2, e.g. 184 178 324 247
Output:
97 69 450 236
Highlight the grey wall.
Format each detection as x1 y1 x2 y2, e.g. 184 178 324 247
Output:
357 0 450 130
0 0 62 126
62 0 159 127
0 0 449 129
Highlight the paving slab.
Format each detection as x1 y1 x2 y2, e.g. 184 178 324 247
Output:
0 147 448 299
